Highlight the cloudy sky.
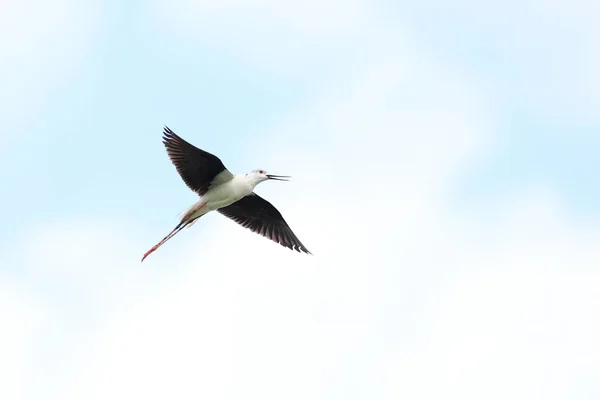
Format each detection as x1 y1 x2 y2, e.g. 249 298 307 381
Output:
1 0 599 399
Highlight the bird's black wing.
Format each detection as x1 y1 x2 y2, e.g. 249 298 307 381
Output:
162 126 233 196
218 193 311 254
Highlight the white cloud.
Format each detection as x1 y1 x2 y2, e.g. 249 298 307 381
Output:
152 0 374 39
1 216 188 400
430 0 600 122
384 186 600 400
150 0 600 124
0 282 48 400
0 0 104 146
385 270 600 400
13 215 174 316
148 0 384 74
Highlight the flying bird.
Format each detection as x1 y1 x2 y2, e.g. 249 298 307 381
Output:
141 126 311 261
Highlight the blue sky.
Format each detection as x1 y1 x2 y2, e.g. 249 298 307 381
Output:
1 1 599 399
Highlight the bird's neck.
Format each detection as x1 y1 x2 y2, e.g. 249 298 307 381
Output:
241 173 262 190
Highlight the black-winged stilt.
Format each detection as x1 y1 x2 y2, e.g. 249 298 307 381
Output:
142 127 311 261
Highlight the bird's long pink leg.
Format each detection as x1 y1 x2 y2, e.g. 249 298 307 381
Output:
141 201 207 262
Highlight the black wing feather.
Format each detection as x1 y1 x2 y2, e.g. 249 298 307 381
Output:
218 194 311 254
162 126 229 196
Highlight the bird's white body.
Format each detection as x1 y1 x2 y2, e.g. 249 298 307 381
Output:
181 170 266 223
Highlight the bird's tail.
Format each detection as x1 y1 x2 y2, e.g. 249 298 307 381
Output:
177 200 208 227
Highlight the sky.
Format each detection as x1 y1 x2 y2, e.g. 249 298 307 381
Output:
1 0 599 399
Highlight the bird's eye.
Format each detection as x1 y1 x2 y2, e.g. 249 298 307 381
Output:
259 170 264 174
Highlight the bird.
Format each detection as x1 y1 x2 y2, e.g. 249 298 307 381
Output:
141 126 311 261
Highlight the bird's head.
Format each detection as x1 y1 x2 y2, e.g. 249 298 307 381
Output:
247 169 290 186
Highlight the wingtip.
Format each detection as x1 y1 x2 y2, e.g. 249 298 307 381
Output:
292 243 312 255
162 126 176 139
162 126 179 146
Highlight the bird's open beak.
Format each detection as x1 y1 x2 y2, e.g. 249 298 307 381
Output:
267 174 290 181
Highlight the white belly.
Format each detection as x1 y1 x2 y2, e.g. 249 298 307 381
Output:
181 175 253 222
